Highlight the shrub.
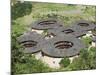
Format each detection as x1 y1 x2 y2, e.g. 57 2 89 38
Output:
59 58 70 68
14 55 52 74
67 48 96 70
11 2 32 20
11 33 52 74
82 37 92 46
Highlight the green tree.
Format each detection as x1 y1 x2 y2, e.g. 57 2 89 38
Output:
82 37 92 46
59 58 70 68
11 1 32 20
67 48 96 70
88 47 96 69
11 32 24 74
11 29 52 74
14 55 52 74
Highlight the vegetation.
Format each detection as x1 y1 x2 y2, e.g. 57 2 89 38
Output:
82 36 92 46
66 48 96 71
59 58 70 68
11 31 24 74
11 1 32 20
11 31 52 74
14 55 52 74
11 1 96 74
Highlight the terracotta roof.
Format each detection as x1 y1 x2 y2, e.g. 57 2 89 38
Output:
17 31 45 53
41 34 86 57
71 20 96 31
17 19 95 57
18 31 44 43
31 18 63 30
47 26 87 38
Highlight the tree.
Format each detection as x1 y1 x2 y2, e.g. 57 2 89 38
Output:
11 1 32 20
82 37 92 46
11 30 52 74
88 47 96 69
59 57 70 68
11 31 24 74
67 48 96 70
14 55 52 74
